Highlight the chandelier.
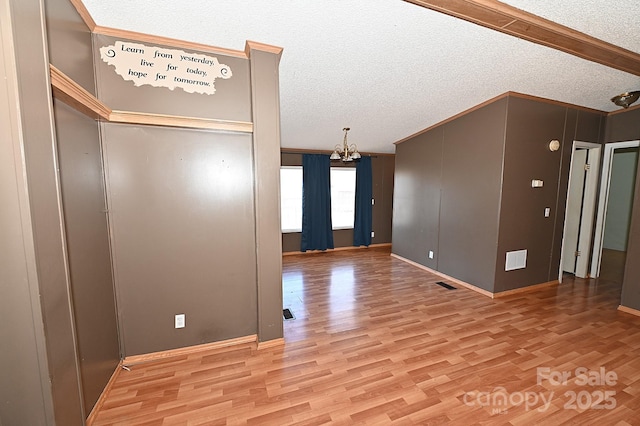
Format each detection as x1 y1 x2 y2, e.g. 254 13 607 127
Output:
330 127 361 162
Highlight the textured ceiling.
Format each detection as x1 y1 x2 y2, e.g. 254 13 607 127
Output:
81 0 640 153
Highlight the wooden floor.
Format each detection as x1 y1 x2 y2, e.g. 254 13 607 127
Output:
92 248 640 425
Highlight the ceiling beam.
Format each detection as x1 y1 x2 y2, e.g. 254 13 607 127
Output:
404 0 640 76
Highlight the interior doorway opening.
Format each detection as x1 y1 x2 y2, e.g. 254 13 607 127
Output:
590 140 640 279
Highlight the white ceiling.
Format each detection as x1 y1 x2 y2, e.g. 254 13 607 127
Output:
82 1 640 153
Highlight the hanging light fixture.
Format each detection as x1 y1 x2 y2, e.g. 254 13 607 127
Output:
330 127 361 162
611 90 640 109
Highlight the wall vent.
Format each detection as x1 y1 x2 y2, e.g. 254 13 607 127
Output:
505 249 527 271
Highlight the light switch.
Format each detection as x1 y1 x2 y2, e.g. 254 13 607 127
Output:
544 207 550 217
531 179 544 188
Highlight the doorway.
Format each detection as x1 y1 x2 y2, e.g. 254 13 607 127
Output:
559 141 601 281
590 140 640 278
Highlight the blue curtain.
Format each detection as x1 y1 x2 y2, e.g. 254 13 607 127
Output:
301 154 334 251
354 156 373 247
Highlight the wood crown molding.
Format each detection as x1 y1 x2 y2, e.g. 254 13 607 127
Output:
92 25 248 59
607 102 640 117
245 40 284 59
280 147 395 156
394 91 607 146
50 64 110 119
404 0 640 76
50 65 253 133
109 111 253 133
69 0 96 30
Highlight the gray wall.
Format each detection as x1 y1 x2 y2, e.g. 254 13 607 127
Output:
603 149 638 251
1 0 84 424
494 98 603 291
247 45 284 343
393 94 605 293
0 3 55 423
44 0 96 94
393 98 507 292
438 100 506 291
281 152 395 252
46 0 120 416
392 127 443 269
53 101 120 412
102 124 258 356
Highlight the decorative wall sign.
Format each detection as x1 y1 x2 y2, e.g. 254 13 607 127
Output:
99 41 232 95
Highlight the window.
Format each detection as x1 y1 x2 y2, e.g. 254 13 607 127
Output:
330 168 356 229
280 166 356 232
280 167 303 233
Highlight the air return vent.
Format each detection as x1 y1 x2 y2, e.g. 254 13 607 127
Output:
283 308 295 320
435 281 456 290
505 249 527 271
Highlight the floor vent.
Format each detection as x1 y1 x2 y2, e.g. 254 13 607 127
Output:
283 308 295 320
436 281 457 290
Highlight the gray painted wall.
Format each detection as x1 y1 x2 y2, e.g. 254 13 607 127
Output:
393 98 506 292
0 3 55 422
53 100 120 413
102 124 258 356
495 97 569 292
248 45 284 342
603 149 638 251
393 95 605 294
392 127 443 270
1 0 85 423
44 0 96 94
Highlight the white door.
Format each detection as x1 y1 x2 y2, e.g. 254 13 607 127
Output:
560 141 601 280
562 149 587 274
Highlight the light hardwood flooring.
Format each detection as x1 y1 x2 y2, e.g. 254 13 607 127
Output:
92 247 640 425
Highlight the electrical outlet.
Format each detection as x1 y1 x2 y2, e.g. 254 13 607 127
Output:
429 250 434 259
175 314 185 329
371 231 375 238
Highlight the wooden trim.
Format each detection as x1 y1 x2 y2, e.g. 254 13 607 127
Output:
281 147 395 157
389 253 495 298
50 64 111 120
394 91 605 145
50 66 254 132
507 91 605 114
245 40 284 58
85 361 122 425
109 110 254 133
394 93 509 144
92 25 248 59
403 0 640 76
257 338 285 350
607 102 640 117
492 280 558 298
283 243 392 256
123 335 257 365
68 0 96 31
618 305 640 317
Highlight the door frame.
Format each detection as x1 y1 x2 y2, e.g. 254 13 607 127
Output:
559 141 601 282
590 140 640 277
